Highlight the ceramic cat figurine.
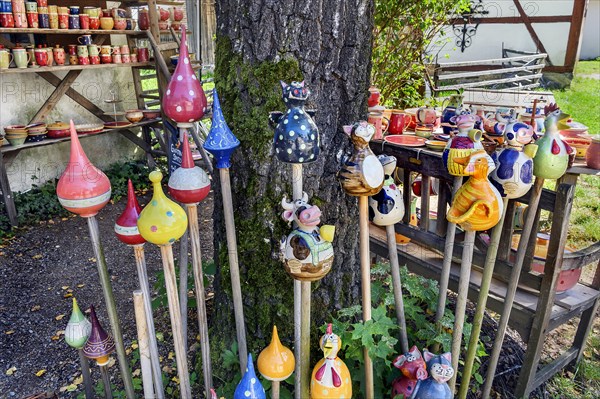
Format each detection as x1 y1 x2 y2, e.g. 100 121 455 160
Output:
310 324 352 399
338 121 384 196
270 81 319 164
442 109 490 176
414 350 454 399
369 155 404 226
391 346 428 399
533 103 572 179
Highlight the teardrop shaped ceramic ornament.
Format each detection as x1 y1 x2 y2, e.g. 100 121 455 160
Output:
137 170 188 245
257 325 295 382
163 26 207 125
114 179 146 246
234 354 266 399
56 120 112 217
168 132 211 204
203 89 240 169
65 297 92 349
82 305 115 366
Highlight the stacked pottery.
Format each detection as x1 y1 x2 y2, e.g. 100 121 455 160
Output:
82 305 115 366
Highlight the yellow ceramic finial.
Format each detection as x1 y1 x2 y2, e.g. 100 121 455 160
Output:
137 170 188 245
257 325 295 381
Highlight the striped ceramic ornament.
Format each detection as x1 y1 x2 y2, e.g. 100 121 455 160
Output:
82 305 115 366
65 297 92 349
168 132 210 204
114 179 145 246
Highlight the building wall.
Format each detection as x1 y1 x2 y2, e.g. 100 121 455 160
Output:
580 0 600 60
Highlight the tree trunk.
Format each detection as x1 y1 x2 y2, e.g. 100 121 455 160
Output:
211 0 374 378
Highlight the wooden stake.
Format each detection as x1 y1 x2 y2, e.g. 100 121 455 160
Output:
179 230 189 352
293 278 301 399
100 365 114 399
300 282 311 398
86 216 135 399
272 380 281 399
159 244 192 398
385 224 409 354
133 245 165 398
133 290 156 399
219 167 248 373
186 204 214 395
482 177 545 398
78 349 94 399
458 197 509 399
450 229 476 392
359 196 374 399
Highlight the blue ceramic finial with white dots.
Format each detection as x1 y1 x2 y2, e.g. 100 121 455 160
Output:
234 354 266 399
204 89 240 169
269 80 320 164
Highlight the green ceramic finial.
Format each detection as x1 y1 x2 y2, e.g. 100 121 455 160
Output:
65 297 92 349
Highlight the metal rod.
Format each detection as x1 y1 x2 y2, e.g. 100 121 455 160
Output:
458 198 509 399
159 244 192 398
359 196 374 399
133 290 156 399
219 167 248 373
482 177 545 398
179 229 189 352
86 216 135 399
186 204 214 395
133 245 165 398
78 349 94 399
100 365 114 399
385 224 409 354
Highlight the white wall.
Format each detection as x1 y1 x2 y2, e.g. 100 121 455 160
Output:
580 0 600 60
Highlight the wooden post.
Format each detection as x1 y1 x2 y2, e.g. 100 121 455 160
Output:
179 230 189 352
86 216 135 399
133 291 156 399
385 224 409 354
458 197 509 399
272 380 281 399
481 177 545 398
100 365 114 399
159 245 193 398
359 196 374 399
78 349 94 399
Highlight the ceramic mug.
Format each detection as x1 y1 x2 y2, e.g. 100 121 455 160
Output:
12 0 25 13
112 53 122 63
89 55 100 64
100 54 111 63
136 47 149 62
120 44 129 54
13 12 26 27
68 54 78 65
69 5 79 14
36 0 47 6
25 46 35 65
58 12 68 28
38 12 49 28
0 50 13 69
87 44 99 56
0 1 12 12
76 45 88 57
77 34 92 45
26 11 38 27
78 55 89 65
88 16 99 29
113 16 126 30
13 49 30 68
121 53 130 63
48 12 57 28
58 6 68 14
0 12 15 27
388 112 411 135
67 44 77 55
100 45 112 55
99 16 113 30
130 53 137 63
24 1 36 12
82 6 96 17
47 4 55 13
68 13 79 29
52 47 65 65
112 45 121 55
138 8 149 30
78 13 89 29
368 112 388 140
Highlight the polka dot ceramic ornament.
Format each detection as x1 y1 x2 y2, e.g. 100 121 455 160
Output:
203 89 240 169
234 354 266 399
162 25 207 127
65 297 94 398
258 326 295 399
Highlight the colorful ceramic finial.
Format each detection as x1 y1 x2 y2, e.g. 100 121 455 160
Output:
533 103 572 179
137 170 188 245
203 89 240 169
162 25 207 126
83 305 115 366
56 120 111 217
257 326 295 382
168 132 211 204
65 297 92 349
310 323 352 399
114 179 146 246
233 354 266 399
368 154 404 226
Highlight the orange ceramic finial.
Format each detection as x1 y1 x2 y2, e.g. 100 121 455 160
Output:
257 325 295 382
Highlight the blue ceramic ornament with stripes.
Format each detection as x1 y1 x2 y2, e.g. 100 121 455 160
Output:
234 354 266 399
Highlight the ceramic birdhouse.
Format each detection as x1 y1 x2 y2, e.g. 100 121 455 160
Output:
65 297 92 349
56 120 111 217
533 103 572 179
414 350 454 399
391 346 429 399
338 121 384 196
137 170 188 245
114 179 146 246
280 192 334 282
369 155 404 226
82 305 115 366
447 150 503 231
168 132 211 204
204 89 240 169
310 323 352 399
269 81 320 164
162 26 207 126
442 109 490 176
234 354 266 399
257 325 295 382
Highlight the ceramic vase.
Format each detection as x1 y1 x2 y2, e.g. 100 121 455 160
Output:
257 325 295 382
368 154 404 226
168 132 211 204
65 297 92 349
114 179 146 246
310 323 352 399
82 305 115 366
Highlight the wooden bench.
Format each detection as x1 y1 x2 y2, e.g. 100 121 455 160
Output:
368 140 600 397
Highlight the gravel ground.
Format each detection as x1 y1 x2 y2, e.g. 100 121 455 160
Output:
0 191 214 398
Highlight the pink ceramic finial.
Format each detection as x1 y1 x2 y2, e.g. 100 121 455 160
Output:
163 25 207 126
56 120 112 217
114 179 146 246
168 132 211 204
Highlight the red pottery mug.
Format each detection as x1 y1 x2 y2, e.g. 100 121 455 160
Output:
388 112 411 135
136 47 149 62
89 16 99 29
79 13 89 29
78 55 89 65
368 111 389 140
58 13 67 28
26 11 38 27
368 86 380 108
0 12 15 27
34 48 48 66
89 55 100 64
100 54 111 63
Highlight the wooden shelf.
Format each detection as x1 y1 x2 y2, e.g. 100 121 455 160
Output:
0 61 154 74
1 118 161 154
122 0 185 5
0 28 147 35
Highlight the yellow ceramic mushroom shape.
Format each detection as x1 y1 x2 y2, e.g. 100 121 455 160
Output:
257 325 295 382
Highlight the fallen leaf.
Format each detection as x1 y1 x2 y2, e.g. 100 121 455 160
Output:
61 218 68 221
56 330 65 336
51 335 60 341
126 348 132 355
77 284 85 288
73 375 83 385
31 305 41 312
5 330 14 335
6 366 16 375
66 289 73 294
61 286 69 290
48 220 55 224
172 376 179 384
132 369 141 377
63 293 73 298
162 365 172 373
107 358 116 368
168 351 175 360
65 384 77 392
131 343 138 350
35 369 46 377
55 314 65 321
32 254 42 260
88 257 96 263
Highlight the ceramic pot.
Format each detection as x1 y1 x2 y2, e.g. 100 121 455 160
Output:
68 54 78 65
125 109 143 123
0 48 12 69
78 13 89 29
367 112 387 140
52 46 65 65
388 112 410 135
168 132 211 203
586 136 600 169
68 14 79 29
34 47 48 66
120 44 129 54
12 0 25 13
157 20 168 30
67 44 77 55
26 11 38 28
136 47 149 62
112 54 121 63
110 7 126 18
257 326 295 383
416 107 438 126
64 298 91 350
415 124 433 138
130 53 137 63
100 45 112 55
367 86 380 108
82 6 99 17
58 13 67 29
172 7 183 21
138 8 149 30
171 21 180 31
111 45 121 55
82 306 115 366
88 16 99 29
99 16 113 30
158 7 169 21
0 1 12 12
441 94 464 134
89 55 100 64
114 180 146 245
100 54 111 64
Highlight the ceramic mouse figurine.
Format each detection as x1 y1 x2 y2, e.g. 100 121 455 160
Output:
369 155 404 226
533 103 572 179
310 323 352 399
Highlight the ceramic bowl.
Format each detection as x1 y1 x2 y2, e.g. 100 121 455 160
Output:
425 140 446 152
46 128 70 138
7 136 26 146
25 134 46 142
75 123 104 134
125 109 144 123
142 109 160 119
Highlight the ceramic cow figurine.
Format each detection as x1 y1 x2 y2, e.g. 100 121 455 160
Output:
391 346 429 399
280 192 334 282
310 324 352 399
369 155 404 226
442 109 490 176
533 103 572 179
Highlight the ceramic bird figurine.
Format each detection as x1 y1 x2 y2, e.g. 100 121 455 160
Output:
310 323 352 399
447 150 503 231
338 121 384 196
369 154 404 226
413 350 454 399
137 170 188 246
270 81 319 164
257 325 295 382
114 179 146 246
234 354 266 399
82 305 115 366
391 346 429 399
533 103 572 179
65 297 92 349
280 192 335 281
168 132 211 204
442 110 490 176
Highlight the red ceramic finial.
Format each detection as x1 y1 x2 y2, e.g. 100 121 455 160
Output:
181 133 194 168
114 179 146 246
168 132 211 204
163 26 207 126
56 120 112 217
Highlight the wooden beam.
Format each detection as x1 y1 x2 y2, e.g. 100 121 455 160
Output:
512 0 553 65
448 15 572 24
0 152 18 226
29 70 82 123
564 0 588 69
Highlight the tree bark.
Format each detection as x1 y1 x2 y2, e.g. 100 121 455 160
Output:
212 0 374 376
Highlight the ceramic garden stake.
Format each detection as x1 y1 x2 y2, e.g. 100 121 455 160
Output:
203 89 248 374
56 120 134 399
234 354 266 399
310 324 352 399
65 298 94 399
258 326 295 399
532 103 571 179
83 305 116 399
391 346 428 399
416 351 454 399
137 170 191 398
